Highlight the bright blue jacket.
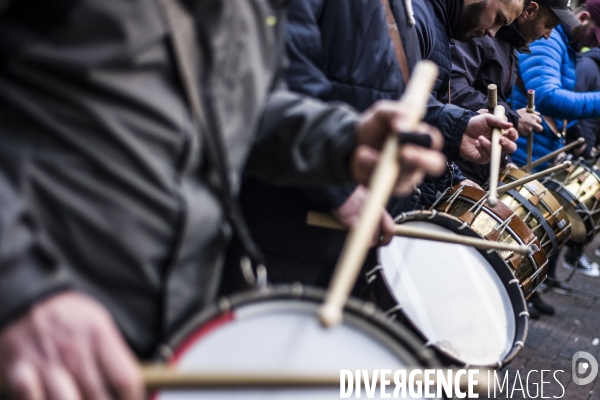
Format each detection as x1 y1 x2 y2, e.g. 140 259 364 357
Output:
513 24 600 169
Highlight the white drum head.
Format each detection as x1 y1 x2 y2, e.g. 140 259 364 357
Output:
378 220 517 366
154 291 436 399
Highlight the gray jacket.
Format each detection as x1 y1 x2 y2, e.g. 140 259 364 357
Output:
0 0 358 357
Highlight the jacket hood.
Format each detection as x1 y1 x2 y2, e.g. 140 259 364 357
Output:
583 47 600 65
427 0 464 40
498 22 530 53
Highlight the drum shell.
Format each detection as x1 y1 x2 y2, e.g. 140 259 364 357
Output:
540 159 600 245
435 185 548 298
499 167 571 257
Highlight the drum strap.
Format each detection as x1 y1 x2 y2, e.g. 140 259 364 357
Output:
506 188 558 253
158 0 266 270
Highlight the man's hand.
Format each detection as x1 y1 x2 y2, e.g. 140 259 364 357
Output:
460 113 519 164
459 179 482 190
516 108 543 137
331 185 396 246
0 292 143 400
351 100 446 196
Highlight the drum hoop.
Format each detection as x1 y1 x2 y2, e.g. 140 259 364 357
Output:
373 210 528 368
157 284 440 369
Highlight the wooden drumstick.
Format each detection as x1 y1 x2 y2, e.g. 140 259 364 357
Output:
497 161 572 195
306 211 532 255
142 366 493 392
487 105 506 207
318 61 438 328
525 90 535 173
0 364 492 393
487 84 498 113
521 137 585 171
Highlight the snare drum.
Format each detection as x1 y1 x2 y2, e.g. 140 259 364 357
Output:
369 210 528 368
435 185 548 298
152 285 440 400
499 167 571 257
540 158 600 245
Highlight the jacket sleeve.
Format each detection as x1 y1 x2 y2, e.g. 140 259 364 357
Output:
520 31 600 120
450 40 518 126
425 95 475 161
246 86 359 187
0 174 71 329
276 0 357 210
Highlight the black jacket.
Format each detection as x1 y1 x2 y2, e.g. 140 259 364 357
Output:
573 48 600 150
402 0 475 209
449 24 524 184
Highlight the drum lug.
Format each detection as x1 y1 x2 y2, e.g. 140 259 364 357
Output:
508 253 523 269
484 229 501 242
458 210 476 225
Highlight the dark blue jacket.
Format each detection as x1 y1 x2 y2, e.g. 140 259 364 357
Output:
237 0 473 282
513 24 600 168
573 48 600 149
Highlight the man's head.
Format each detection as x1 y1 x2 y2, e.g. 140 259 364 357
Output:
458 0 529 41
571 2 600 48
514 2 563 45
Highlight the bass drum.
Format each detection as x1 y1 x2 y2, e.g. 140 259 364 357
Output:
540 158 600 245
435 185 548 298
370 210 528 368
152 285 441 400
499 167 571 257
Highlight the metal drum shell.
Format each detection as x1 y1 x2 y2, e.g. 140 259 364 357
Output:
540 159 600 245
435 185 548 299
499 167 571 257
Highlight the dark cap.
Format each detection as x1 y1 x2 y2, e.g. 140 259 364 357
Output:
587 0 600 42
536 0 580 27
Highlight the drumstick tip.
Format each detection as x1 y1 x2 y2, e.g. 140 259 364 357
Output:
487 197 498 207
318 303 343 328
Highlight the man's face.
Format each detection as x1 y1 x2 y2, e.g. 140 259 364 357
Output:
572 11 599 47
458 0 525 41
516 4 561 45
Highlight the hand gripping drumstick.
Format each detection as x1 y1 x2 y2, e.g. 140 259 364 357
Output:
487 105 506 207
318 61 439 328
306 211 533 255
520 137 585 171
497 161 572 195
525 90 535 173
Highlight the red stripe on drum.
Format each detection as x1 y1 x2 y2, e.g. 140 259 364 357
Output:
169 311 235 365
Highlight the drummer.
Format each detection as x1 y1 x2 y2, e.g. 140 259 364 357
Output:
448 0 579 317
513 1 600 285
0 2 447 400
222 0 521 294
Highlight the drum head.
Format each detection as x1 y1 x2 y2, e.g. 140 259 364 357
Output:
153 286 440 400
377 212 527 368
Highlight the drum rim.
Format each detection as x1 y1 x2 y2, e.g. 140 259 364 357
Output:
372 210 528 369
156 284 441 370
437 186 548 293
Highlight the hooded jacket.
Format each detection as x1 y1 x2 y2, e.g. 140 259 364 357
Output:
449 24 524 184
